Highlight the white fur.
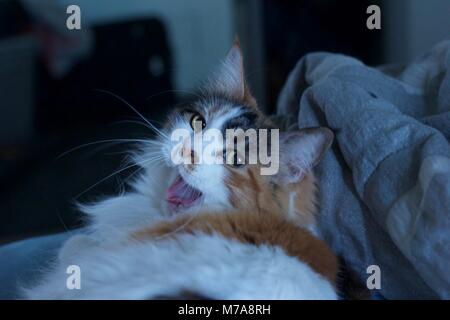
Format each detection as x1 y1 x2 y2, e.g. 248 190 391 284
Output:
79 100 246 238
160 100 248 215
25 233 336 300
81 160 174 240
24 124 337 300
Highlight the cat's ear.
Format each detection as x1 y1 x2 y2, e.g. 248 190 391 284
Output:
210 39 257 107
273 127 334 184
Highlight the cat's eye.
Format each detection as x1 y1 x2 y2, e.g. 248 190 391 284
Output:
225 150 245 167
189 113 206 132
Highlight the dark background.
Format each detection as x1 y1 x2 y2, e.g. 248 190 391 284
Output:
0 0 448 243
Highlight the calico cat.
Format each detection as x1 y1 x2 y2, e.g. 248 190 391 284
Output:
79 41 333 239
149 41 333 228
25 42 337 299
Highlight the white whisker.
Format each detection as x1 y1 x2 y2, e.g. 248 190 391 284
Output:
57 138 162 159
74 156 162 200
95 89 169 141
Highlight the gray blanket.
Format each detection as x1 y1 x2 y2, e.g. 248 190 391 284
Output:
277 41 450 299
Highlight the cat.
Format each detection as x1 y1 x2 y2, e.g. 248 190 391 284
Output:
24 41 337 299
82 41 333 239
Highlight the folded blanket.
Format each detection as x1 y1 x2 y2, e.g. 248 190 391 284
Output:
277 41 450 299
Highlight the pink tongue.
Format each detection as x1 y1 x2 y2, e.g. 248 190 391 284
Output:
166 175 202 209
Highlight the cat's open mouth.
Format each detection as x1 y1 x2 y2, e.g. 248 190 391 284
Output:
166 175 203 212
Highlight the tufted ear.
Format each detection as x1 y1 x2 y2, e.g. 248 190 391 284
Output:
273 127 334 184
209 39 257 107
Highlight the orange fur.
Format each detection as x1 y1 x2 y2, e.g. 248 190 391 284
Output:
205 40 322 227
134 210 338 285
226 164 318 226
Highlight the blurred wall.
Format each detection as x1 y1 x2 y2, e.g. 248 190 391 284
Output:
385 0 450 63
58 0 235 92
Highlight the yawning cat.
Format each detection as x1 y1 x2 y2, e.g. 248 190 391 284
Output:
82 42 332 237
25 41 337 299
